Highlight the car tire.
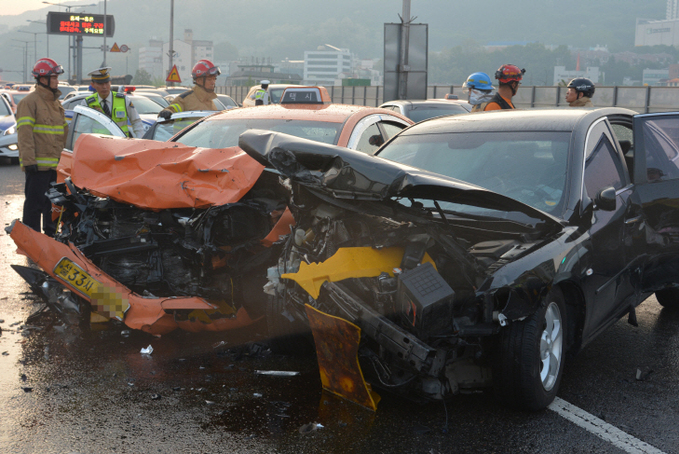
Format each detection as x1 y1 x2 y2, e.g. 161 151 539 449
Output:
655 288 679 310
265 289 314 356
493 289 567 411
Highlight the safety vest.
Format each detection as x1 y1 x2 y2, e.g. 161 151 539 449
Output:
478 92 514 112
85 92 130 135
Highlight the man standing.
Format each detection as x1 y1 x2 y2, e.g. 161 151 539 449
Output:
565 77 595 107
462 72 495 112
482 64 526 111
16 58 68 237
159 60 221 119
251 80 270 106
84 67 144 138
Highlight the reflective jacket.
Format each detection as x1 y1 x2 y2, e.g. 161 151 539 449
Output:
85 91 130 135
16 85 67 170
163 84 218 114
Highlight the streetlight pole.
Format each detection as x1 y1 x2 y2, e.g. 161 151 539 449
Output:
11 40 31 82
27 20 49 57
167 0 175 86
42 2 96 83
17 31 38 62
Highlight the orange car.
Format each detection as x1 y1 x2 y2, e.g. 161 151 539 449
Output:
8 88 412 336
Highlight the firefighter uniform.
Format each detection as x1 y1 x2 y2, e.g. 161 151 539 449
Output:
16 83 68 236
162 84 219 114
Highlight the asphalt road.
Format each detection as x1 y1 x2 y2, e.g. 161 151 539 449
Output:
1 159 678 454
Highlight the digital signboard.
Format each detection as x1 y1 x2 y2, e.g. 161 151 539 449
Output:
47 11 114 37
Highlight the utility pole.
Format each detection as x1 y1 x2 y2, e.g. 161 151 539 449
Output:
398 0 411 100
103 0 107 66
168 0 174 86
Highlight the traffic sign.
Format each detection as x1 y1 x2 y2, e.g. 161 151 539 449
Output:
110 42 121 53
166 65 181 83
120 44 129 53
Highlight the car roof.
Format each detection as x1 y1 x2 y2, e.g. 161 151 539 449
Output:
382 99 466 107
399 107 639 135
207 103 411 124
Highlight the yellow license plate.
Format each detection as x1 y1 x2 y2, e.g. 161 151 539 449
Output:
53 258 100 297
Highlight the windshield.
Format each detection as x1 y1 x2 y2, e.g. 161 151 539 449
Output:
407 105 469 122
128 96 163 114
377 131 572 216
175 118 342 148
151 116 208 142
269 89 286 104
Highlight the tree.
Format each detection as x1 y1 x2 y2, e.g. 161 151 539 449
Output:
133 68 153 85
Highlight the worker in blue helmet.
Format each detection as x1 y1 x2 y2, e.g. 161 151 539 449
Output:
462 72 495 112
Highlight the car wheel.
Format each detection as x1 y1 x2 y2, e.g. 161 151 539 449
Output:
265 289 313 355
493 289 566 410
655 288 679 310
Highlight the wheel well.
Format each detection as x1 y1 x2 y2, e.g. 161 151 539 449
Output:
554 282 585 355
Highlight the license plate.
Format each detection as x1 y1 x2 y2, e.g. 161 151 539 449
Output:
53 258 100 297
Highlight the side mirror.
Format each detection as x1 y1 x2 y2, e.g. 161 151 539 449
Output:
595 187 616 211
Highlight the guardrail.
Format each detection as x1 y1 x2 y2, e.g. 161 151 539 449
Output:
217 85 679 113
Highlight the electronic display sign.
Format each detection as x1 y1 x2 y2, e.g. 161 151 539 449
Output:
46 11 114 37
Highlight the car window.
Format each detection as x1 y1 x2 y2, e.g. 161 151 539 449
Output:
0 97 12 116
640 117 679 182
407 105 468 122
377 131 571 215
381 122 406 141
355 123 384 154
218 96 238 108
69 113 118 152
149 116 206 142
584 136 625 199
269 88 286 104
175 118 342 148
128 96 162 114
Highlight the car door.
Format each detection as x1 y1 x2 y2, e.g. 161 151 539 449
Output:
346 115 411 154
64 105 126 152
631 112 679 292
579 118 638 343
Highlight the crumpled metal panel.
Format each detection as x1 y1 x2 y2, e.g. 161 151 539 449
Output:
68 134 265 210
305 304 381 411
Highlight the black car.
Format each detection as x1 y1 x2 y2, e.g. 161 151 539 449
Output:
240 107 679 411
379 99 471 122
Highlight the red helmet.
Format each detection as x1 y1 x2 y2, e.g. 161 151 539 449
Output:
191 60 221 79
32 58 64 79
495 64 525 83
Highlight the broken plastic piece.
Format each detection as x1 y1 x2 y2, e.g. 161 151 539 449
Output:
140 345 153 355
299 422 324 434
255 370 300 377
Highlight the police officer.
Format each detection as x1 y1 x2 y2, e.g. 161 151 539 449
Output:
83 67 144 138
482 64 526 111
565 77 595 107
462 72 495 112
251 80 270 106
159 60 221 119
16 58 68 237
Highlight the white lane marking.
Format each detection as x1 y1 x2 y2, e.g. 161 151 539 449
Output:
548 397 667 454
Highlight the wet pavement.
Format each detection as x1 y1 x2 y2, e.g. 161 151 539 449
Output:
2 159 679 453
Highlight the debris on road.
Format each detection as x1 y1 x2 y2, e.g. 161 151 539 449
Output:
255 370 300 377
140 345 153 355
299 422 324 434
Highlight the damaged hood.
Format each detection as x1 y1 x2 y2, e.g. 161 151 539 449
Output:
71 134 265 210
239 129 564 229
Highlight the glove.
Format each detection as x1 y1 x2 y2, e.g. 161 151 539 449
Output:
24 165 38 173
158 110 172 120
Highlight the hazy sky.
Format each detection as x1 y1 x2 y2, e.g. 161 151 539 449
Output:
0 0 97 15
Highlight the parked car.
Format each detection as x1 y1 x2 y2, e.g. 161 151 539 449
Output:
0 94 18 162
7 88 413 337
0 91 31 114
241 107 679 411
216 94 239 109
379 99 471 122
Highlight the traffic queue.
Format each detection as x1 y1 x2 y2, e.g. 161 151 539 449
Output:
9 56 677 414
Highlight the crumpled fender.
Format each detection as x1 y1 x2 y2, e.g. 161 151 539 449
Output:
8 220 257 336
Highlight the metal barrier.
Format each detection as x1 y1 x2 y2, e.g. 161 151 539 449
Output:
217 85 679 113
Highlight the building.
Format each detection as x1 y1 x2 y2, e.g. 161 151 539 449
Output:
138 39 164 79
553 66 600 86
138 30 214 85
303 45 353 86
642 68 670 86
225 61 301 87
635 18 679 47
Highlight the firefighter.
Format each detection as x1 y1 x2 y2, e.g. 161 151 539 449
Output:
481 64 526 111
159 60 221 119
565 77 595 107
16 58 68 237
251 80 270 106
84 66 144 138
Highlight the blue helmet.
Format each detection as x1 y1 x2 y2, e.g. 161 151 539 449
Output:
463 72 493 91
